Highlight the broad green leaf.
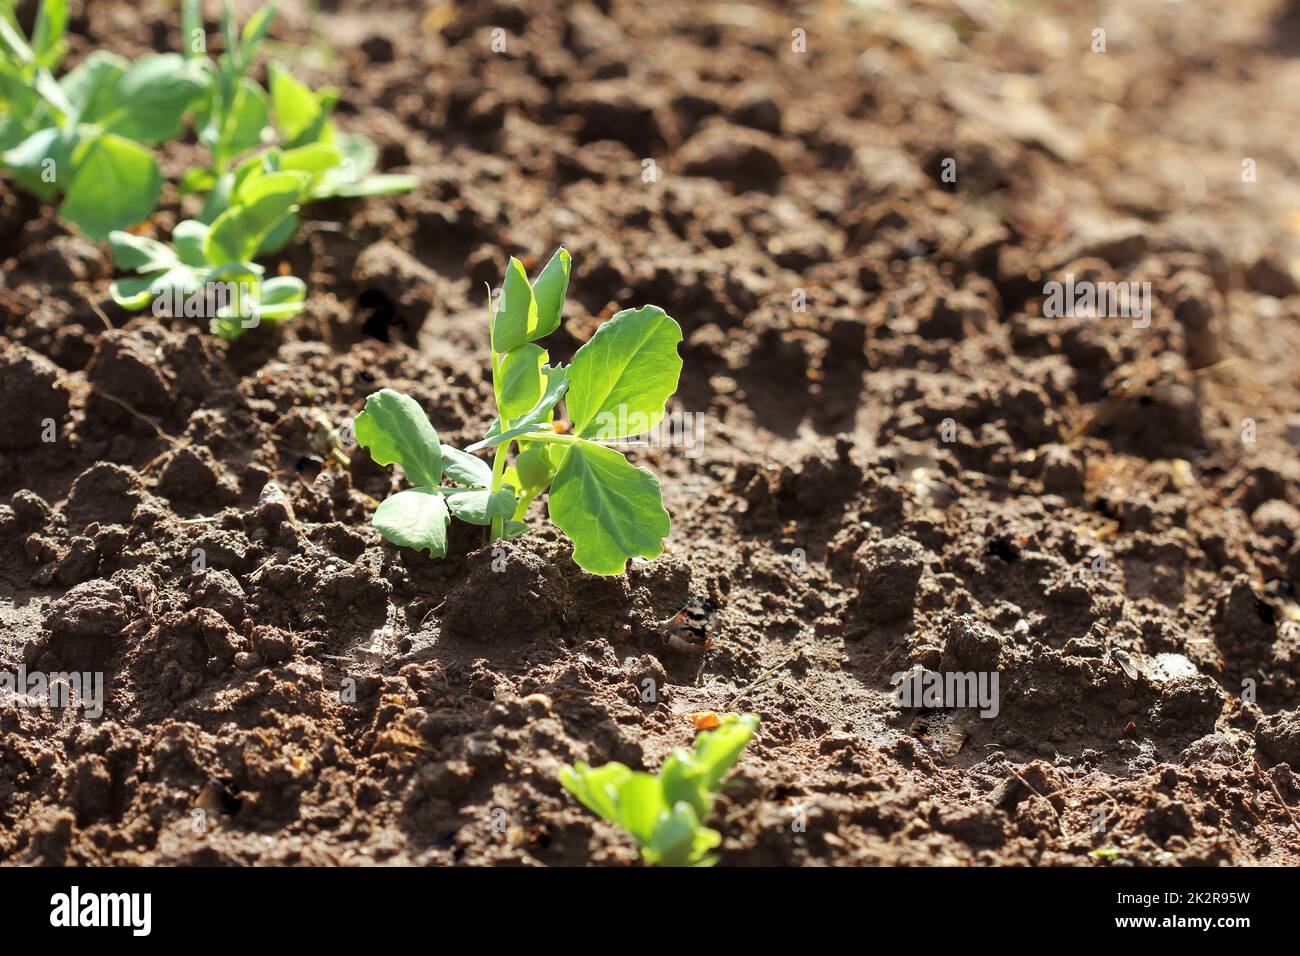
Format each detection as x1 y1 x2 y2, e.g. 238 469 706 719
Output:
173 220 209 267
204 169 304 263
614 773 668 846
103 54 205 144
353 388 442 487
465 364 569 453
61 133 161 239
504 520 530 539
279 142 342 176
560 762 633 825
490 257 537 353
547 440 670 575
372 487 449 557
107 231 177 271
269 64 325 147
216 76 268 161
440 445 492 487
446 488 516 526
496 343 546 421
531 247 570 340
567 305 683 439
2 125 71 200
58 50 127 121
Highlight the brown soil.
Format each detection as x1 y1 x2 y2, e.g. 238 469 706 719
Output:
4 0 1300 866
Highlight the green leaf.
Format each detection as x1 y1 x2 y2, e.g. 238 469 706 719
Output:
566 305 683 439
279 142 342 175
560 762 633 825
614 773 668 847
60 133 161 239
547 440 670 574
324 173 417 199
204 169 304 264
179 166 219 195
107 231 177 272
58 50 127 121
31 0 68 69
255 275 306 320
173 220 209 267
2 125 72 200
103 54 206 144
440 445 492 487
465 364 569 453
496 343 547 422
240 3 277 63
216 76 268 161
531 247 570 340
693 713 759 791
109 274 159 310
269 64 325 148
490 257 538 353
372 487 449 557
353 388 442 487
446 488 516 526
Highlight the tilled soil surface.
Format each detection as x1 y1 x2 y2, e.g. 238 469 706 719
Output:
4 0 1300 866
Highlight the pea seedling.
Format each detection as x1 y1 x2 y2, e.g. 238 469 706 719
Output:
0 0 206 237
180 0 416 226
354 248 684 574
561 714 759 866
108 168 308 341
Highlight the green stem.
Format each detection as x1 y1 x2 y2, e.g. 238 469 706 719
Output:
512 487 539 522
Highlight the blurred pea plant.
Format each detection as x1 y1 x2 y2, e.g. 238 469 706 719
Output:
0 0 206 238
354 248 685 575
561 714 759 866
98 0 416 338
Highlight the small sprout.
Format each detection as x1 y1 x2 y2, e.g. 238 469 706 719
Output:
0 0 206 237
354 248 685 575
561 714 759 866
107 167 308 340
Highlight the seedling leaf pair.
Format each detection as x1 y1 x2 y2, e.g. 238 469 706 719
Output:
353 389 524 555
356 248 683 575
560 714 759 866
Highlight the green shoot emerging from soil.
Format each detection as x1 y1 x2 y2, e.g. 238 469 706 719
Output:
354 248 684 575
561 714 759 866
0 0 206 238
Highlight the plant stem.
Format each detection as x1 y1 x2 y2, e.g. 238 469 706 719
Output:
488 436 509 542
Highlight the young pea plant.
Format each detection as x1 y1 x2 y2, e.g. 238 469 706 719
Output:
0 0 206 238
354 248 685 575
181 0 415 225
107 168 308 341
561 714 759 867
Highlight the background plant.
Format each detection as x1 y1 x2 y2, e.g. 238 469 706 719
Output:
353 248 685 575
0 0 206 238
561 714 759 866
